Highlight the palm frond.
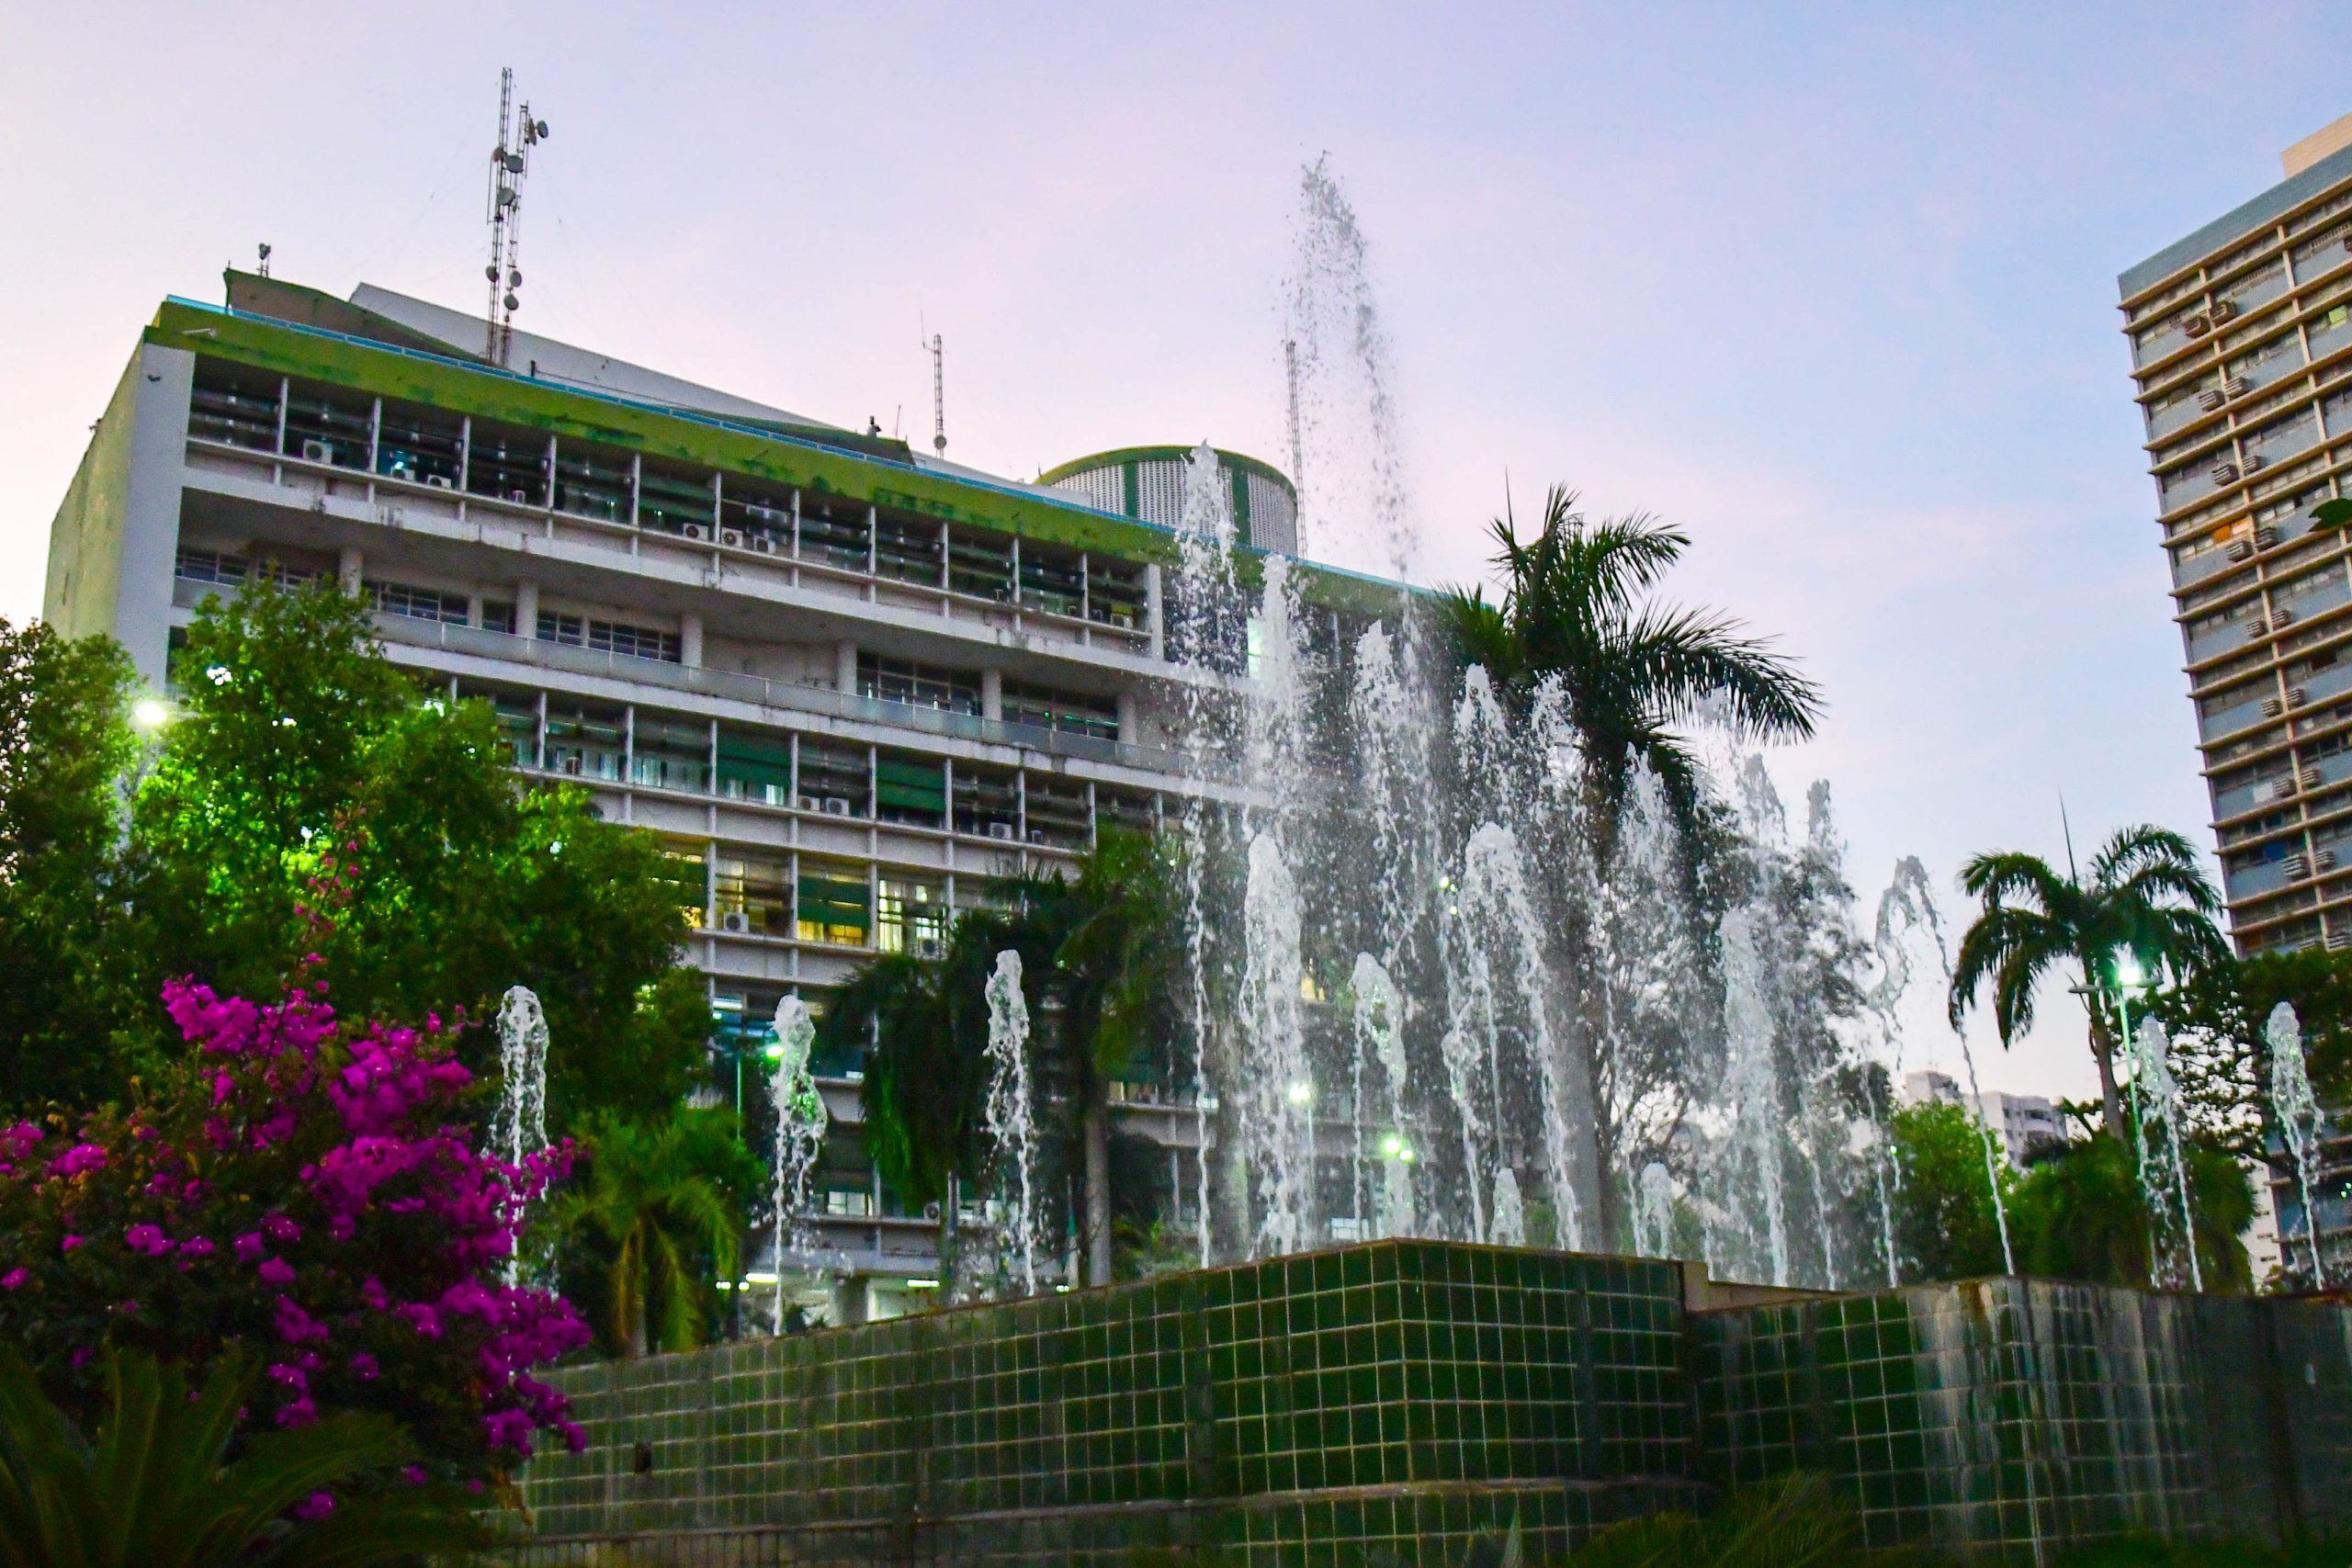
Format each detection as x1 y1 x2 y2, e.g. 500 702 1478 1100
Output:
1611 604 1823 742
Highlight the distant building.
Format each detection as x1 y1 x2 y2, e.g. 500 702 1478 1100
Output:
1900 1070 2064 1167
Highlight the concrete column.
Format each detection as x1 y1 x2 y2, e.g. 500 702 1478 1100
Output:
980 669 1004 723
834 638 858 694
680 611 704 668
336 547 364 597
1116 690 1138 746
466 592 486 628
1145 563 1164 660
515 580 540 640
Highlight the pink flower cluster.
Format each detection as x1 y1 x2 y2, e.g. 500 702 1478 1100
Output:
0 977 593 1481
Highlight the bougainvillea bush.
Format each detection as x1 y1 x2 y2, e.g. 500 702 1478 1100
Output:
0 976 590 1482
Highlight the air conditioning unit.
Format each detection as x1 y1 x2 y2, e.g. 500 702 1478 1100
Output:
2248 620 2274 641
720 910 751 934
683 523 709 542
2211 299 2240 322
2211 461 2242 485
506 488 531 504
720 529 747 550
424 474 453 490
2274 609 2298 630
912 937 944 960
2224 376 2251 399
560 755 584 777
2198 388 2228 412
2256 525 2281 548
2184 313 2214 337
2228 537 2256 561
2270 778 2301 801
2288 685 2310 706
821 795 853 817
2245 454 2271 473
300 438 333 463
2330 926 2352 950
797 795 820 813
385 459 414 480
2264 696 2287 717
2320 849 2342 874
986 821 1015 841
752 534 778 555
2287 853 2313 879
2304 767 2325 788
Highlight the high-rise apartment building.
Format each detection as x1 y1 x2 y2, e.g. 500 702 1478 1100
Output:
2121 112 2352 955
43 273 1380 1322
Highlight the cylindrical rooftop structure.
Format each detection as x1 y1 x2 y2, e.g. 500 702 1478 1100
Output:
1037 446 1298 556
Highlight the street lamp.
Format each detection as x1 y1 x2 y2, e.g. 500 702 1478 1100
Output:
132 699 170 729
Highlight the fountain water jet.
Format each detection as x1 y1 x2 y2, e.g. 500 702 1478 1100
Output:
490 985 549 1285
768 996 827 1335
2268 1001 2329 1287
982 951 1038 1296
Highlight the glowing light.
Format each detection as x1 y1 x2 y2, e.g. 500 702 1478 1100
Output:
131 699 169 728
1285 1081 1314 1105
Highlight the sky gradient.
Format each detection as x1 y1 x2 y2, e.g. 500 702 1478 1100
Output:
6 2 2348 1104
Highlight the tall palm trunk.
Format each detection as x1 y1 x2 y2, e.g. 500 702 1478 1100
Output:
2086 1009 2127 1142
1084 1091 1113 1286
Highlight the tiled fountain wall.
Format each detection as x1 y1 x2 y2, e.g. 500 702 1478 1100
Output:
511 1243 2352 1566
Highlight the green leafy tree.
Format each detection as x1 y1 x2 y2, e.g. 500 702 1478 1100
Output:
1887 1101 2013 1282
2149 947 2352 1149
107 579 703 1126
2008 1134 2254 1292
547 1109 759 1358
0 1348 481 1568
1949 826 2226 1138
0 620 139 1109
1440 486 1822 824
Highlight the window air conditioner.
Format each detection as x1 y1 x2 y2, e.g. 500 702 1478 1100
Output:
2211 461 2241 485
2288 685 2310 706
2256 525 2281 548
2330 927 2352 950
300 438 333 463
683 524 708 542
2228 538 2256 561
986 822 1015 841
2245 454 2270 473
2320 850 2341 873
2184 314 2213 337
2264 696 2287 718
424 474 453 490
2287 853 2313 879
719 911 751 934
720 529 746 550
2270 778 2301 801
2224 376 2251 399
797 795 820 813
2211 299 2239 322
2248 620 2273 642
2274 609 2298 629
2199 389 2227 412
821 795 852 817
2303 767 2325 788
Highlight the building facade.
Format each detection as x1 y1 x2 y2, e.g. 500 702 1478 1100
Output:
1899 1070 2062 1166
2121 112 2352 956
43 274 1383 1324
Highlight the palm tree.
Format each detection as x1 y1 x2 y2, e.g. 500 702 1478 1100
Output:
548 1110 751 1357
1441 485 1823 825
1948 824 2226 1138
827 829 1181 1290
0 1348 477 1567
2009 1134 2254 1291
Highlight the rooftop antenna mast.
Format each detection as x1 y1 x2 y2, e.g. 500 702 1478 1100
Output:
484 68 549 367
921 322 947 455
1282 326 1304 486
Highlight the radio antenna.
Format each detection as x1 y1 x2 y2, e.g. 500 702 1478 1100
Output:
484 68 550 367
921 321 947 455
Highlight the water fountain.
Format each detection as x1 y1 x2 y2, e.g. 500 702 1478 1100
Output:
489 985 549 1285
2130 1016 2202 1292
982 950 1039 1296
767 995 827 1335
2267 1001 2329 1287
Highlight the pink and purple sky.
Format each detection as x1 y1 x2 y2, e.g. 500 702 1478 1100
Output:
6 3 2348 1102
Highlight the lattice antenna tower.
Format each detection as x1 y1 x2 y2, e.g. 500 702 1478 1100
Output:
921 322 947 454
484 68 550 367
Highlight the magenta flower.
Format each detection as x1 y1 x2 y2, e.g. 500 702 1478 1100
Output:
349 1352 379 1380
178 1235 216 1258
0 1269 28 1290
274 1397 318 1428
261 1213 301 1244
233 1232 266 1263
256 1257 296 1287
48 1145 107 1179
292 1491 334 1522
126 1223 172 1258
401 1464 427 1485
60 1234 84 1253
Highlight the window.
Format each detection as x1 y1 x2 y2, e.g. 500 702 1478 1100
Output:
188 364 280 451
858 654 979 715
1002 682 1120 742
715 854 789 935
543 704 624 781
590 620 679 663
537 613 583 646
717 728 793 807
875 750 946 829
796 739 869 817
368 580 469 625
876 874 946 955
656 846 707 931
631 714 709 794
176 547 247 585
481 600 516 635
797 861 870 945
